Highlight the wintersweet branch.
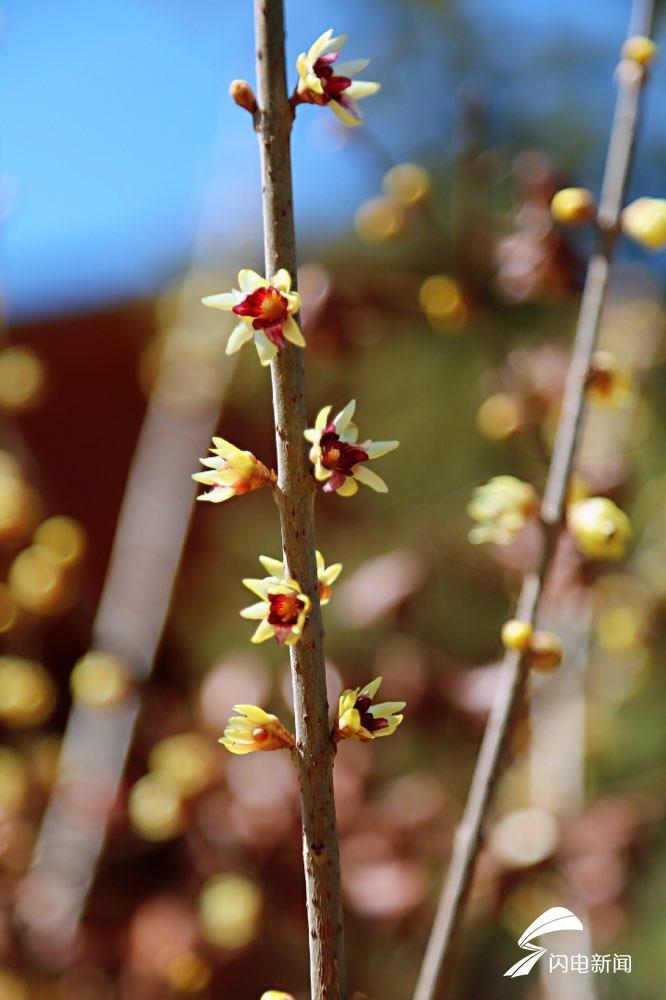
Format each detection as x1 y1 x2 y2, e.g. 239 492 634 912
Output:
413 4 656 998
253 2 345 996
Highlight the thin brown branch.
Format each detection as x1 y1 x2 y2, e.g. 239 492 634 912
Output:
253 2 346 998
413 3 656 997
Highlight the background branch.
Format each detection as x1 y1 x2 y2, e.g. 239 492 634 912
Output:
253 2 346 997
413 2 656 996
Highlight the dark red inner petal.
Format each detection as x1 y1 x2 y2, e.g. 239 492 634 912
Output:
268 592 304 628
233 286 289 330
313 59 352 103
364 716 390 733
320 426 369 474
264 324 286 348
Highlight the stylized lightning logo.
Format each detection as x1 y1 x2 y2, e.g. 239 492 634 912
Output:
504 906 584 978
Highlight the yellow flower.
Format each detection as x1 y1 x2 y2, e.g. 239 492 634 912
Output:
240 574 312 645
500 619 533 652
586 351 633 409
567 497 631 561
468 476 538 546
621 198 666 251
335 676 405 743
622 35 658 67
258 551 342 605
202 269 302 366
304 399 398 497
296 29 380 126
550 187 596 226
220 704 295 755
192 437 276 503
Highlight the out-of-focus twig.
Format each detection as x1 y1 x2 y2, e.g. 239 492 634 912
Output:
413 3 656 996
16 263 237 959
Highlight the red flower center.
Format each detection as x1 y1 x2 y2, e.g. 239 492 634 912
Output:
313 56 352 103
233 286 289 331
354 693 389 733
320 425 369 474
268 591 305 628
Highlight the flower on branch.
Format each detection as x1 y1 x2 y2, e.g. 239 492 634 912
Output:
296 29 380 126
220 704 295 755
304 399 399 497
550 187 596 226
240 575 312 646
202 269 303 366
192 437 276 503
586 351 633 408
622 36 658 67
528 630 563 672
334 676 405 743
567 497 631 560
621 198 666 251
500 621 562 670
500 619 533 652
467 476 539 546
258 551 342 605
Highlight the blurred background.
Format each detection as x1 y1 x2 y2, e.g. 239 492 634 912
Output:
1 1 665 997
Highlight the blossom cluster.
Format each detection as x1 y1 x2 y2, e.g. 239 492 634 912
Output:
191 30 404 761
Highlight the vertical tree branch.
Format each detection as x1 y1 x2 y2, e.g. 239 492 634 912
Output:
413 4 655 997
253 2 346 997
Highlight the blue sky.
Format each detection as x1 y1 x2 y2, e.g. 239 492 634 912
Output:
2 0 664 321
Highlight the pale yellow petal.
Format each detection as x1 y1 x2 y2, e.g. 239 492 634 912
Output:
334 399 356 434
242 577 270 600
315 405 332 432
283 317 305 347
329 99 363 127
251 619 275 644
239 602 268 620
353 466 388 492
346 80 381 100
336 59 369 77
201 292 235 310
238 269 265 292
336 477 358 497
270 268 292 293
254 331 278 366
234 704 275 724
226 322 254 355
259 555 286 578
364 440 399 459
360 676 382 700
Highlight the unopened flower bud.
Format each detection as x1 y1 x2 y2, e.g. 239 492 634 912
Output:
622 35 657 67
220 704 295 754
568 497 631 561
550 188 596 226
622 197 666 250
229 79 257 114
528 630 562 672
501 619 533 652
